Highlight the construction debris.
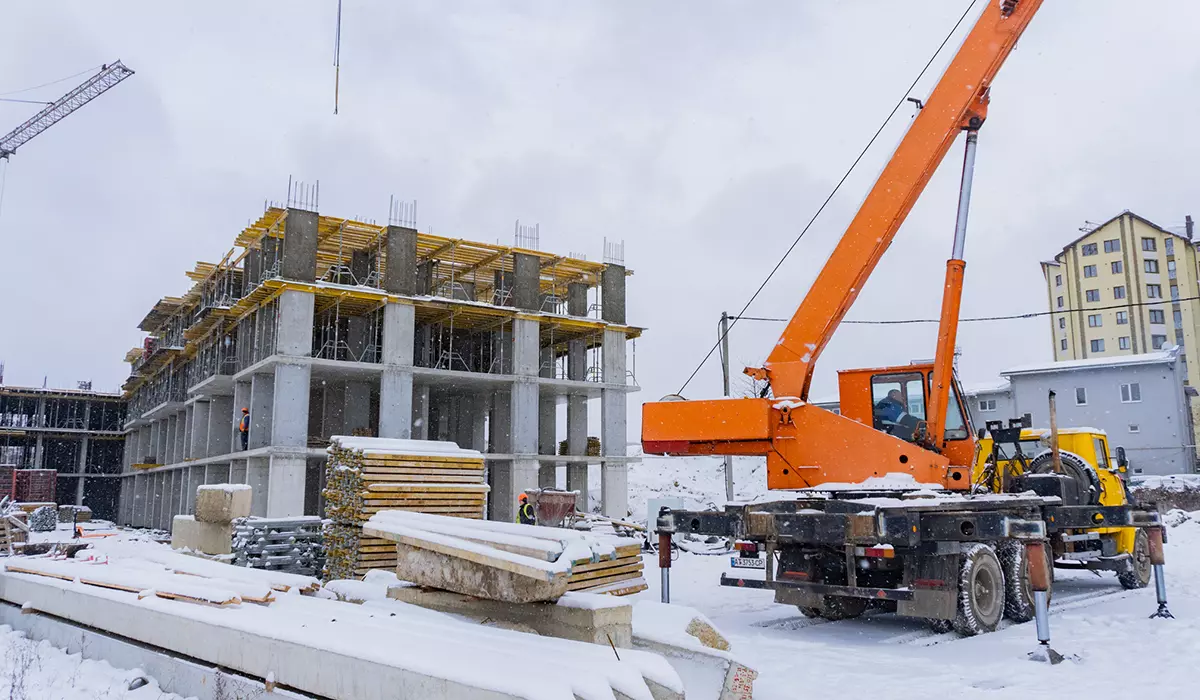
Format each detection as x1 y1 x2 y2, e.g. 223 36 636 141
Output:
322 436 488 580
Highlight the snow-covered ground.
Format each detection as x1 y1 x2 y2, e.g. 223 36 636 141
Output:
0 626 182 700
623 452 1200 699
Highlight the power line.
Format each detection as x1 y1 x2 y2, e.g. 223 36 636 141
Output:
731 294 1200 326
0 98 53 106
674 0 981 396
0 64 104 97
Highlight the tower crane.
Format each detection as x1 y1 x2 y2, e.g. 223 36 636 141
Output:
0 61 134 160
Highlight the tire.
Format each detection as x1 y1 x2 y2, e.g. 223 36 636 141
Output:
998 540 1052 622
1118 529 1152 590
1027 450 1102 505
798 606 822 619
822 596 868 620
952 544 1005 636
928 618 955 634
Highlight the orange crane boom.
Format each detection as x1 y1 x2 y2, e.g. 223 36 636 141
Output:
643 0 1044 490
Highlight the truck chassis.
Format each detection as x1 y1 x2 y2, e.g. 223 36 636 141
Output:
657 490 1160 634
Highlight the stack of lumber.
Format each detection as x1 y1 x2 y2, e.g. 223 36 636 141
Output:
93 538 321 594
364 510 646 603
323 436 488 580
232 516 325 577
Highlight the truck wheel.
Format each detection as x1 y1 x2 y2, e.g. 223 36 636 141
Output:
821 596 868 620
927 618 955 634
998 540 1052 622
1118 529 1152 590
798 607 822 619
952 544 1005 636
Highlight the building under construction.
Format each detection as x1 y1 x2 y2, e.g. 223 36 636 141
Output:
0 383 127 519
117 199 640 528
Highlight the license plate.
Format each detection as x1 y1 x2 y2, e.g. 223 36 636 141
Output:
730 556 765 570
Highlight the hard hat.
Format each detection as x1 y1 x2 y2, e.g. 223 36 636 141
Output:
518 492 528 502
242 407 249 413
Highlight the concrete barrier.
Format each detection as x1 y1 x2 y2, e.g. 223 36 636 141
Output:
195 484 252 523
171 515 234 555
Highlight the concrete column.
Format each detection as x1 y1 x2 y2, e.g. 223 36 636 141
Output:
344 382 370 434
411 385 430 440
601 329 628 518
272 362 311 448
267 456 306 517
566 335 589 509
232 381 250 450
380 301 415 439
183 405 194 460
538 395 557 489
132 474 146 527
169 470 183 527
249 374 274 449
76 436 89 506
512 254 540 311
124 431 139 471
33 434 44 469
322 382 347 437
247 457 269 516
230 460 248 485
385 225 418 295
175 411 187 463
163 418 175 465
207 396 233 456
149 473 162 529
190 401 211 459
488 391 512 522
139 426 151 463
601 264 626 324
282 208 319 281
503 318 540 522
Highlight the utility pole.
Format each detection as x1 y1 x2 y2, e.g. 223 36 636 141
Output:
720 311 734 502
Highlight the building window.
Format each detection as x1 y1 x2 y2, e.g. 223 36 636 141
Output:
1082 243 1098 256
1116 311 1129 325
1142 237 1157 252
1175 309 1183 327
1088 314 1103 327
1057 296 1064 309
1113 285 1126 299
1147 284 1162 298
1168 260 1177 278
1086 289 1100 302
1083 264 1097 278
1058 317 1066 329
1090 338 1105 352
1055 274 1062 287
1129 424 1140 434
1061 338 1068 351
1076 387 1087 405
979 399 996 412
1104 239 1121 253
1120 383 1142 403
1171 285 1180 300
1165 237 1174 255
1111 260 1123 274
1152 334 1168 349
1150 309 1165 324
1144 259 1159 274
1119 336 1130 350
1176 328 1185 345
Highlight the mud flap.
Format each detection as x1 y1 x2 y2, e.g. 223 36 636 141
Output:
898 553 959 620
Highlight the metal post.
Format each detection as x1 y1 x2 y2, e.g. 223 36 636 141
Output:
1047 390 1063 474
658 530 672 604
1148 527 1173 619
950 131 978 260
1025 540 1063 664
719 311 734 502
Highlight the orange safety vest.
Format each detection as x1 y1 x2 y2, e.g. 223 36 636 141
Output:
239 414 250 433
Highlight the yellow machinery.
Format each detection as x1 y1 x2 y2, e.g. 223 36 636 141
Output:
973 425 1151 590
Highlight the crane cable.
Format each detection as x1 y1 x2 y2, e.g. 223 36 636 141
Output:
333 0 343 115
674 0 981 397
0 64 104 97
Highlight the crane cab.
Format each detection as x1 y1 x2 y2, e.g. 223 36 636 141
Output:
835 363 977 469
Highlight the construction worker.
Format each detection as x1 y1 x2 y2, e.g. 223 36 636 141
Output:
238 407 250 450
517 492 536 525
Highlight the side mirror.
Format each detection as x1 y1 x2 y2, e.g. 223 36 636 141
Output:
976 427 987 440
1115 446 1128 468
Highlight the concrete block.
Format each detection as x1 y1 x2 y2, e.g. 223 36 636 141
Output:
170 515 233 555
194 484 252 523
387 586 633 648
394 542 568 603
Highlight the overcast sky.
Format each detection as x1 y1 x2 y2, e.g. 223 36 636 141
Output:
2 1 1198 434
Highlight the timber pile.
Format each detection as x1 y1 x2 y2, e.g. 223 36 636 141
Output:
323 436 488 580
232 516 325 577
364 511 646 603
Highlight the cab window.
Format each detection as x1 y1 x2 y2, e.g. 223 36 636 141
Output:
1093 437 1109 468
871 373 925 441
944 391 969 441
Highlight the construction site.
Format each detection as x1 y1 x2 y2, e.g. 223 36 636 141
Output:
1 1 1199 699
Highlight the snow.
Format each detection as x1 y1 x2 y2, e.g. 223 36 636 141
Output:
1131 473 1200 492
0 625 183 699
1001 348 1179 376
808 473 942 491
771 397 805 410
330 435 483 457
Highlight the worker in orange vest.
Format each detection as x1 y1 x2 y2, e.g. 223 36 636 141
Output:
517 493 536 525
238 407 250 450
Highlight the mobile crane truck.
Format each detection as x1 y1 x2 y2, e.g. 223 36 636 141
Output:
641 0 1165 635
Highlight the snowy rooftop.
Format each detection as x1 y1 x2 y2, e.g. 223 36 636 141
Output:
958 379 1011 396
1001 347 1179 376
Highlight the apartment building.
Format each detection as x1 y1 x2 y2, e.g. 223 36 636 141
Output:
1041 211 1200 447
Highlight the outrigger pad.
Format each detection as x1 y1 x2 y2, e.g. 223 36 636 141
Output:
1027 645 1076 665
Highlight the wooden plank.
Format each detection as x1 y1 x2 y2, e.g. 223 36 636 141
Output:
360 456 483 466
566 568 645 591
567 562 643 584
361 474 484 484
569 557 643 575
366 483 490 493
